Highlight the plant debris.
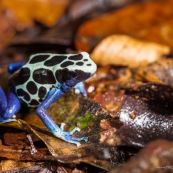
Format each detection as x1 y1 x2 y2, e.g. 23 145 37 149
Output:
0 0 173 172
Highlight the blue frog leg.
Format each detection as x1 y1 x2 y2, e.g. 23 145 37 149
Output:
0 87 21 122
8 62 25 74
0 87 7 115
74 82 87 96
36 87 87 146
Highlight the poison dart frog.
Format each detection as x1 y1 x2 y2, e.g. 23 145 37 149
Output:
0 52 97 146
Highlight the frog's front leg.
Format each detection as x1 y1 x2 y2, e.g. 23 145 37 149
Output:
36 87 87 146
74 82 87 96
0 87 21 121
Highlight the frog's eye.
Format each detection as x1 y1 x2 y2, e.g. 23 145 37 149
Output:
75 70 90 80
55 69 77 84
66 71 77 80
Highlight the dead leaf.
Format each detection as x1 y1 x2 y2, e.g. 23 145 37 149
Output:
91 35 170 67
111 139 173 173
136 58 173 84
86 65 132 84
1 160 35 172
116 94 173 147
0 0 69 28
75 0 173 52
0 12 17 53
93 90 124 118
63 0 136 23
0 92 123 171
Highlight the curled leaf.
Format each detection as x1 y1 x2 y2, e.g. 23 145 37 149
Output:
115 83 173 147
63 0 136 22
136 58 173 85
111 139 173 173
75 0 173 52
1 92 125 170
0 12 16 53
91 35 170 67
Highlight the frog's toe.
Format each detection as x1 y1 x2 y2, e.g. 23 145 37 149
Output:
0 116 6 122
61 132 88 146
53 129 88 146
60 123 80 134
60 123 65 130
0 116 14 123
74 82 87 96
76 136 88 142
70 127 80 135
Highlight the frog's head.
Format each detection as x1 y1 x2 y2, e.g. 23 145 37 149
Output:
55 52 97 87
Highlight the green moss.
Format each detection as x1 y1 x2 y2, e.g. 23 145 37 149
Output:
55 108 66 115
65 114 76 125
78 113 94 129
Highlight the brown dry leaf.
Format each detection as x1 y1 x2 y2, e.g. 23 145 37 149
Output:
64 0 136 22
0 12 17 53
111 139 173 173
116 91 173 147
0 92 119 171
136 58 173 85
0 0 69 28
91 35 170 67
75 0 173 52
1 160 35 172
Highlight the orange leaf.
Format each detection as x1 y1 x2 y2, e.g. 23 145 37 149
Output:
0 0 69 28
75 0 173 52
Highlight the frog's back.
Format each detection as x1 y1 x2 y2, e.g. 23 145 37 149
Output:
9 53 68 107
9 52 96 107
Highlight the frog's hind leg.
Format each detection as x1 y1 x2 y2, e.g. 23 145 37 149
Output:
8 62 25 74
0 87 21 122
36 87 87 146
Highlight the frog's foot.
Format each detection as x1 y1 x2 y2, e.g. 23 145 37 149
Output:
8 62 25 74
0 116 15 123
74 82 87 96
0 116 7 122
53 123 88 146
36 88 88 146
